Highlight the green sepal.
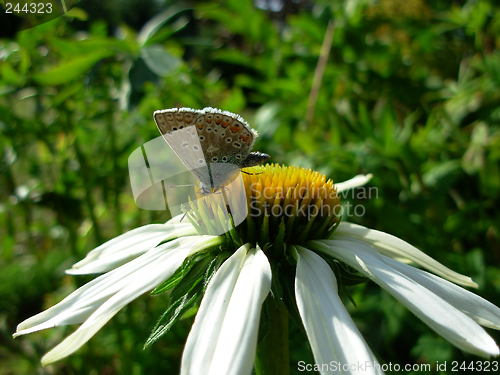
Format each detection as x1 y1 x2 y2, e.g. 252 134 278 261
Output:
257 297 270 344
168 255 215 301
151 250 214 296
317 251 368 288
319 256 367 308
204 251 231 288
284 201 298 243
259 208 270 245
145 251 231 348
271 218 286 258
339 282 357 308
227 213 244 250
222 229 233 252
296 210 317 244
336 261 369 287
184 202 204 235
144 290 199 349
214 205 228 236
326 217 341 237
310 211 339 240
246 213 257 244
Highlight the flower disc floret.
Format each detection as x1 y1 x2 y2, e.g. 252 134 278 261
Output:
186 164 341 257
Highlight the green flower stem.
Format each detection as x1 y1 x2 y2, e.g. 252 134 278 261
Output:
255 300 289 375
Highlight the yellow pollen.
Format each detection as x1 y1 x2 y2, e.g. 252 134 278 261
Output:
186 164 342 249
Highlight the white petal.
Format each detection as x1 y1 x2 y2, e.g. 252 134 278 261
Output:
382 257 500 330
294 246 384 375
312 239 500 358
68 217 197 274
15 236 216 336
335 174 373 193
40 235 213 365
181 244 272 375
16 241 178 336
335 222 477 288
181 244 248 375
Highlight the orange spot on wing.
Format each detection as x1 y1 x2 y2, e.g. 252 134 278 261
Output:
231 126 241 133
239 135 251 145
221 120 230 128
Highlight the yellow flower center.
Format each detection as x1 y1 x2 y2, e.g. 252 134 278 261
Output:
186 164 341 254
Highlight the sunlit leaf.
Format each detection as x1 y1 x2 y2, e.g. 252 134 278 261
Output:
141 45 182 77
32 50 115 85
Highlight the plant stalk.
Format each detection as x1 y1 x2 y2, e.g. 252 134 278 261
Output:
255 300 289 375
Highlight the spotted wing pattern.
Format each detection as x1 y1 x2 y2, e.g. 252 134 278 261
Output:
154 107 269 189
154 108 211 187
192 108 257 166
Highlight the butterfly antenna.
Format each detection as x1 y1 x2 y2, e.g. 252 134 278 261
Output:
241 170 264 176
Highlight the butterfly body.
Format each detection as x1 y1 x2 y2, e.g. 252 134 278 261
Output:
154 107 269 193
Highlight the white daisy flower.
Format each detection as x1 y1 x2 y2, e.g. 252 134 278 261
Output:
14 166 500 374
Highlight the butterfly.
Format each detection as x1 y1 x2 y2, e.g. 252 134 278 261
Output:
153 107 270 194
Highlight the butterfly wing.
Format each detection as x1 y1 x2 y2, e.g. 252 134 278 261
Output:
194 108 256 164
192 108 259 186
153 108 212 187
154 107 269 189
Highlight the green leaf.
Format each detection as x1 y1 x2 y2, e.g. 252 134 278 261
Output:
411 335 454 362
1 62 24 86
219 86 247 113
32 50 114 86
53 82 84 106
64 7 89 21
49 38 133 57
254 102 281 137
141 45 182 77
422 160 462 188
197 8 245 35
145 16 190 46
137 6 190 46
212 50 257 69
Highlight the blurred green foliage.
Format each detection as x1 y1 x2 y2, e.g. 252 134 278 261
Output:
1 0 500 374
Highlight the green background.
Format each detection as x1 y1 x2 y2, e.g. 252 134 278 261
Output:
1 0 499 374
